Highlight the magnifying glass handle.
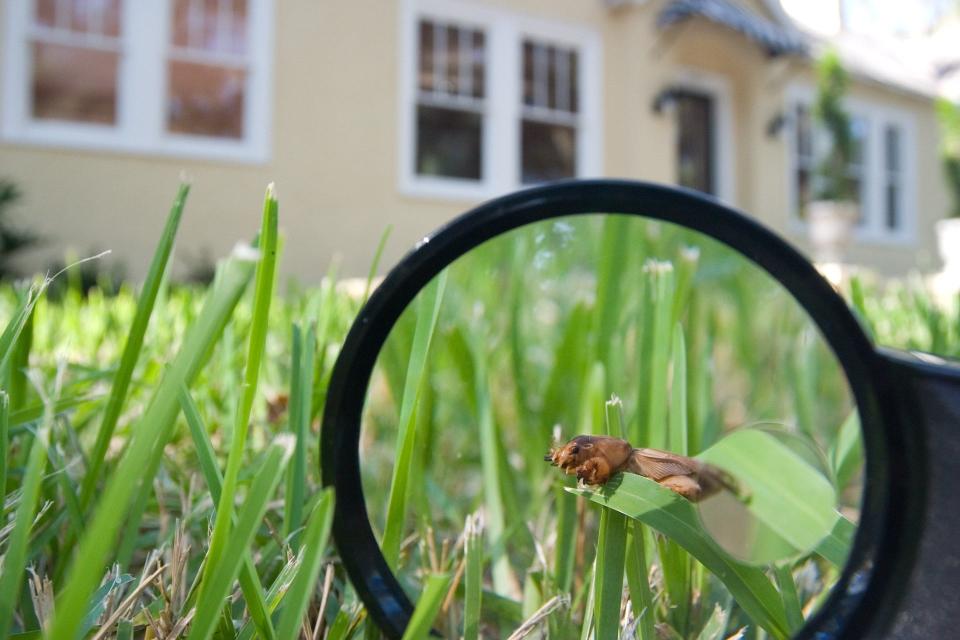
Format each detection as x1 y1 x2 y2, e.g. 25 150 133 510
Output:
873 348 960 639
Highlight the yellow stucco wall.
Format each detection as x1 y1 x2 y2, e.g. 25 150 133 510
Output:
0 0 949 281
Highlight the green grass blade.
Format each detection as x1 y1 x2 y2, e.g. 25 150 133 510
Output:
814 514 856 568
695 603 730 640
0 409 49 639
7 307 33 411
362 225 392 306
593 507 627 638
594 215 630 368
201 184 278 602
275 488 335 640
775 563 803 632
179 386 277 640
400 573 451 640
829 410 862 491
186 437 294 640
624 523 655 639
463 512 483 640
570 474 790 639
381 271 447 567
79 183 189 511
46 243 258 640
0 392 8 496
284 323 316 548
592 395 628 638
636 261 674 447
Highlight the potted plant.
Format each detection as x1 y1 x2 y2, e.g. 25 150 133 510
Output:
807 51 859 264
936 98 960 281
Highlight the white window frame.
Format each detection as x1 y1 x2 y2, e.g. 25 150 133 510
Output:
785 84 917 245
1 0 273 164
398 0 602 201
671 68 737 205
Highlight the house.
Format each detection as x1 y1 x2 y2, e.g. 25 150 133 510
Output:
0 0 952 280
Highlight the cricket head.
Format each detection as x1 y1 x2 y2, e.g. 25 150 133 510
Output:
544 435 606 471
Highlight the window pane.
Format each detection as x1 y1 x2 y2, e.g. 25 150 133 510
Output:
167 61 245 138
36 0 121 36
471 31 485 100
521 120 575 184
523 41 535 106
796 168 811 218
796 104 812 159
416 106 482 179
172 0 247 54
31 42 118 124
547 46 558 110
675 92 714 195
850 116 867 166
885 125 901 172
886 182 899 229
446 26 460 94
418 20 435 92
569 50 579 114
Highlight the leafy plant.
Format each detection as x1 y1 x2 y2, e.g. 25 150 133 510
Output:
813 51 855 201
936 97 960 218
0 180 40 280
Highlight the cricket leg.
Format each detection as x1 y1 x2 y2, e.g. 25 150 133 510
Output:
576 458 612 485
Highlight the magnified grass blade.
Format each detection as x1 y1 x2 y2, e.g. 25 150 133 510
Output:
775 564 803 632
382 271 447 568
570 474 790 639
463 512 484 640
829 410 862 491
624 522 655 639
400 573 451 640
592 396 628 638
79 183 189 511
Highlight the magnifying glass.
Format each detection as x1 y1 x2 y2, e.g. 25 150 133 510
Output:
320 180 960 639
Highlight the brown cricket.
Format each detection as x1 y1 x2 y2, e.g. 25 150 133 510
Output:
544 434 737 502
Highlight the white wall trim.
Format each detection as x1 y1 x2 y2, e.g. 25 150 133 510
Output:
671 67 737 206
0 0 273 164
398 0 602 202
784 82 918 246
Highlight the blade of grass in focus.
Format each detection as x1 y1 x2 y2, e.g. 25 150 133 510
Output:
381 271 447 567
179 385 276 640
0 401 51 638
400 573 452 640
186 436 294 640
284 323 316 548
275 488 335 640
198 184 278 606
79 183 189 511
46 225 259 640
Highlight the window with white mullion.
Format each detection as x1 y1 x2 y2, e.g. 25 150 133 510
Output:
521 38 579 184
166 0 250 140
415 17 486 181
29 0 124 126
883 123 904 231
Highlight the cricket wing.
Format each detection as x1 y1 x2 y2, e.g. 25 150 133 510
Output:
627 448 702 481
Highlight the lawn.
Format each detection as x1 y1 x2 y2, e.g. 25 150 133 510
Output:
0 185 956 639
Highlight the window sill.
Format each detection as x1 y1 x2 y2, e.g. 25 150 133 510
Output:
1 123 271 165
787 219 917 248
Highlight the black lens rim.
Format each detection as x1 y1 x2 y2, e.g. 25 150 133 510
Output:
320 179 906 639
